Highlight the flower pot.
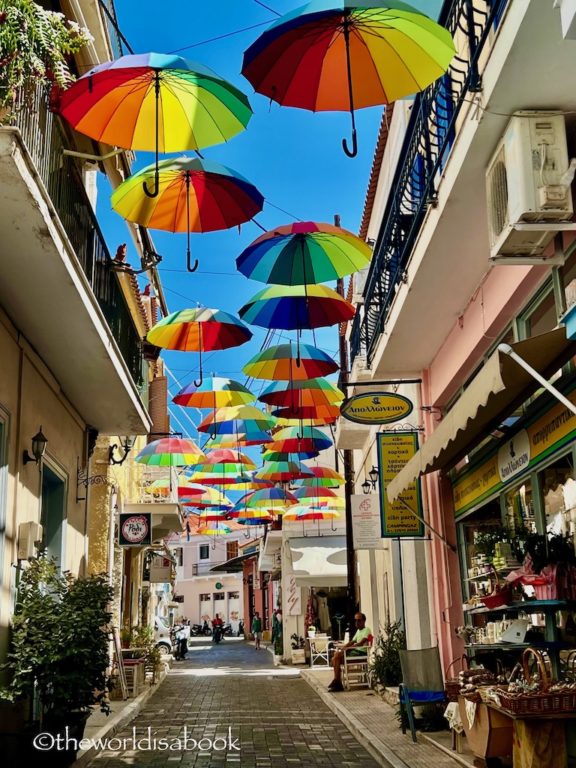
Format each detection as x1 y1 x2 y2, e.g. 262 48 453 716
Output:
273 654 282 666
292 648 306 665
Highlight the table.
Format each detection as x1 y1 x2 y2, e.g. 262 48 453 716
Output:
485 703 574 768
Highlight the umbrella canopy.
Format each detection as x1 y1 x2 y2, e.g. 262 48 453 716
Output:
255 461 314 482
284 506 341 521
179 484 232 507
145 476 207 498
59 53 251 151
230 474 275 492
296 465 345 488
271 405 341 424
190 469 251 487
262 448 319 462
197 405 277 434
197 509 230 523
265 426 333 453
243 342 338 381
173 377 255 409
239 284 354 330
293 486 342 501
202 449 256 468
135 438 205 467
60 53 252 196
203 431 274 448
147 308 252 386
112 158 264 271
237 487 298 510
197 525 232 535
259 377 344 407
227 508 273 522
242 0 455 156
236 221 371 285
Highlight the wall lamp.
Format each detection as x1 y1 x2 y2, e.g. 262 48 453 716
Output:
23 427 48 465
362 466 379 494
108 436 136 465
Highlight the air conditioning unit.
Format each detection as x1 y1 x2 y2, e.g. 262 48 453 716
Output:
352 267 369 305
17 521 43 560
486 112 575 259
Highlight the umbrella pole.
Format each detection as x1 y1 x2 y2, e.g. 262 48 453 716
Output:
194 325 203 387
143 71 161 197
210 392 217 441
185 172 199 272
342 14 358 159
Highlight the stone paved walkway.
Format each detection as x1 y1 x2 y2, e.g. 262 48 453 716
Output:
84 640 386 767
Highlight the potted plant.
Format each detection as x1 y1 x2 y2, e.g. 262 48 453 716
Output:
290 633 306 664
0 556 113 766
0 0 92 121
369 620 406 697
128 625 163 684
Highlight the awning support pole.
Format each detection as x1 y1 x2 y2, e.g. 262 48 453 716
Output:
395 496 457 553
498 344 576 416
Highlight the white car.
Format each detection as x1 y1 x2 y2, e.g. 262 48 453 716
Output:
154 617 172 653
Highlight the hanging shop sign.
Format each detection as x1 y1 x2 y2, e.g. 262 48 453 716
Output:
377 432 424 538
119 512 151 547
150 555 172 583
351 494 384 549
453 388 576 517
340 392 413 425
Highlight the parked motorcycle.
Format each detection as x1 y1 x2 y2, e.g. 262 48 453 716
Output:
222 623 233 636
202 620 212 636
171 623 189 660
190 623 203 637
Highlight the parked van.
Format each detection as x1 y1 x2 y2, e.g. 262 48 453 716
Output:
154 616 172 653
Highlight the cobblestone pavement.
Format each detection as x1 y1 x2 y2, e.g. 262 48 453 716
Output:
86 640 386 767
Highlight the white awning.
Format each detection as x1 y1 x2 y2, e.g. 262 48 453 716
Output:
387 327 576 503
288 536 347 587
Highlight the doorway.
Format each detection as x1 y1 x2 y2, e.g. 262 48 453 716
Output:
40 465 66 566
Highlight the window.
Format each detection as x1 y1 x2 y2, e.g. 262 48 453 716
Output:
539 455 576 535
199 544 209 560
175 548 183 567
199 593 210 601
40 465 66 566
517 284 557 340
504 480 536 534
437 74 455 169
213 592 224 601
226 541 238 560
228 591 239 600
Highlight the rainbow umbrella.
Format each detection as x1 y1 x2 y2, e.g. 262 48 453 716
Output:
145 476 206 498
198 509 230 524
239 284 354 330
231 473 275 492
271 405 341 425
235 488 297 516
173 377 255 409
180 484 231 507
243 342 338 381
227 508 273 522
135 438 205 467
112 157 264 271
190 469 251 487
147 308 252 386
258 377 344 407
197 405 276 435
295 465 345 488
262 448 319 461
242 0 455 156
197 525 232 536
203 431 273 448
255 461 314 482
60 53 252 194
202 449 256 468
237 221 371 284
265 426 333 454
285 506 341 521
293 486 343 502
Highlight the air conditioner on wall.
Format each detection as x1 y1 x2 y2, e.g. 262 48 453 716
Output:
486 112 576 261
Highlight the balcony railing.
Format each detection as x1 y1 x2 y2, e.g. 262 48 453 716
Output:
192 562 225 576
350 0 509 367
11 87 143 387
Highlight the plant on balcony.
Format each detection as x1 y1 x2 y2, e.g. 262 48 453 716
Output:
0 0 92 118
0 556 113 763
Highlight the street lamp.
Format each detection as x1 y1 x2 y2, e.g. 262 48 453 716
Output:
361 479 372 495
108 436 136 465
368 466 379 488
23 427 48 465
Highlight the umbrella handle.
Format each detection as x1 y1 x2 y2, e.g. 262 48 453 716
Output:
143 172 160 198
187 253 199 272
342 128 358 159
186 173 199 271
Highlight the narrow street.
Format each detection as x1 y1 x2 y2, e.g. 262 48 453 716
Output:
86 640 385 767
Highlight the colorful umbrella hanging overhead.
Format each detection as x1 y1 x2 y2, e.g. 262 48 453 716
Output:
239 284 354 330
295 465 345 488
262 448 320 462
258 377 344 407
203 431 273 449
111 157 264 271
202 449 256 468
59 53 252 194
265 425 333 453
134 438 205 467
243 342 338 381
242 0 455 156
236 487 298 512
173 377 255 409
179 484 232 508
236 221 371 285
147 308 252 386
254 461 314 482
197 405 277 435
271 405 340 425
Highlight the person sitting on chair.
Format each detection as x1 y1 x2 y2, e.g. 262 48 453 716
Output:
328 612 372 692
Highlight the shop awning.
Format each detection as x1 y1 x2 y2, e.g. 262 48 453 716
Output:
210 551 257 573
288 536 347 587
387 328 576 503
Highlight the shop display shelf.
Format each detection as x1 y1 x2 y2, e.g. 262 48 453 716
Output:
465 600 576 616
464 641 571 651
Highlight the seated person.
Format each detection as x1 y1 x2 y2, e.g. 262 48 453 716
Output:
328 612 372 692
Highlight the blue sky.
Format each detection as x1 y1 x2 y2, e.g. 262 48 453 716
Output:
96 0 444 441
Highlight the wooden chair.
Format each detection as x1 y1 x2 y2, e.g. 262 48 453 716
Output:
342 635 373 690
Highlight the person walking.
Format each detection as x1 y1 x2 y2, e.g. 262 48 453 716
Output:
251 611 263 650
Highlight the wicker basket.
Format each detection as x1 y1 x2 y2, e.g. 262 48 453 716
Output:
445 655 469 702
495 648 576 715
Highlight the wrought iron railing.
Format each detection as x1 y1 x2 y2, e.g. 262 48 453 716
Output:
350 0 509 367
11 87 143 387
97 0 125 59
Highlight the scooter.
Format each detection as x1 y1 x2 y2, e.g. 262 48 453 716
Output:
170 624 188 660
213 625 223 644
202 621 212 636
222 623 233 636
190 623 203 636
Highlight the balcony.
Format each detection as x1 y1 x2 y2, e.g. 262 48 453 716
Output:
0 87 150 434
351 0 510 370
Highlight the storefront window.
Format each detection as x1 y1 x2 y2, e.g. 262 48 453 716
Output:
504 479 536 534
539 455 576 537
519 286 557 339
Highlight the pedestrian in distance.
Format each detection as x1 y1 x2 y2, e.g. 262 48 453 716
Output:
328 612 372 693
251 611 262 650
